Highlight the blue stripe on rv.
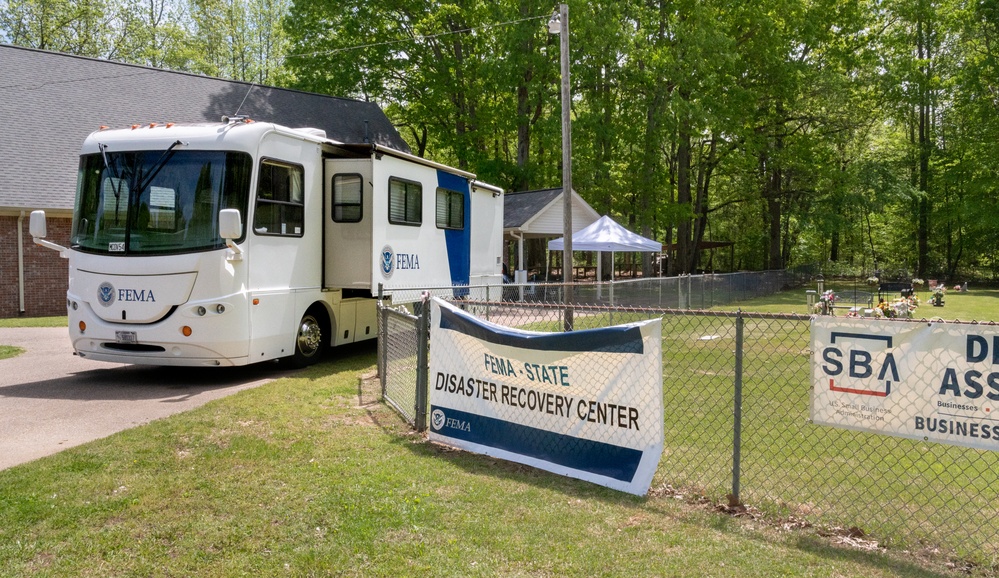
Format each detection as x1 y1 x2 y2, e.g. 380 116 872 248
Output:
437 170 471 297
430 406 643 482
437 304 645 354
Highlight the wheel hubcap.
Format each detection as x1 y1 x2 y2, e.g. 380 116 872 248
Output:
297 316 321 357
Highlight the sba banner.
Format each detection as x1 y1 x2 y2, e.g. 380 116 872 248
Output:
812 317 999 451
429 298 664 495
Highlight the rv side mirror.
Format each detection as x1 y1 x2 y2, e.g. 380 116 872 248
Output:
27 209 68 257
219 209 242 240
29 210 47 238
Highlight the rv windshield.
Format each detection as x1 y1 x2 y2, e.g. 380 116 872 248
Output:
73 150 252 255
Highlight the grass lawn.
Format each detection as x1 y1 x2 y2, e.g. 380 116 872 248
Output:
0 349 973 577
0 316 68 328
717 283 999 322
3 286 998 575
0 345 24 360
0 316 65 359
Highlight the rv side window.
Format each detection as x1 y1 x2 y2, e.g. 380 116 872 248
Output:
254 159 304 237
388 177 422 226
435 188 464 230
332 174 363 223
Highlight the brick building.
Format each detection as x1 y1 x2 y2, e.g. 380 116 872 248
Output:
0 44 408 317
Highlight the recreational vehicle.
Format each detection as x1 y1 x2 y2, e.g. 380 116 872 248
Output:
30 118 504 367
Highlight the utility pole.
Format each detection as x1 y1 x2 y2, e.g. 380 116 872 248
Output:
550 3 573 331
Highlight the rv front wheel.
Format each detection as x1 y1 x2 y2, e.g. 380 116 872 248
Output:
289 311 326 368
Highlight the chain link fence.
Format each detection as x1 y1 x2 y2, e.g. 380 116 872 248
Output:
376 280 999 563
388 269 810 310
378 303 428 430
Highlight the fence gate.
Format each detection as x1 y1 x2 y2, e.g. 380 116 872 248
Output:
377 300 429 430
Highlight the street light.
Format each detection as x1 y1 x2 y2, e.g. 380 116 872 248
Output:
549 3 573 331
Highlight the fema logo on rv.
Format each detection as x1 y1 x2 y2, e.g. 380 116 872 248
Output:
97 282 116 307
380 245 395 279
380 244 422 279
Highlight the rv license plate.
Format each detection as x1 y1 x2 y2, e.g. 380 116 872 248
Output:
115 331 138 344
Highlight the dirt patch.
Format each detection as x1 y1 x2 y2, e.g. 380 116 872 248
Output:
357 371 382 408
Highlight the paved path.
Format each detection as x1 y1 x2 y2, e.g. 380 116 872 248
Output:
0 327 287 470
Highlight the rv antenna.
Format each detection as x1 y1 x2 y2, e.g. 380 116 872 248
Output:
233 82 256 118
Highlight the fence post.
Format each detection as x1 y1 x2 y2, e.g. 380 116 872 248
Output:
485 284 491 321
564 297 575 332
378 284 386 397
415 293 431 432
731 309 744 505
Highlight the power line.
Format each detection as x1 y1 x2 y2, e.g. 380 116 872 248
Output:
284 13 550 61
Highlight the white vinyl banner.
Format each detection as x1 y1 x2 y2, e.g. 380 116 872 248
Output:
428 298 664 495
812 317 999 450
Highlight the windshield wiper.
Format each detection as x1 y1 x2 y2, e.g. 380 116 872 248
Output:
134 140 186 194
98 143 127 224
123 140 187 253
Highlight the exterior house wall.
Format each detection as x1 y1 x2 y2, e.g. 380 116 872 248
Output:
0 216 70 317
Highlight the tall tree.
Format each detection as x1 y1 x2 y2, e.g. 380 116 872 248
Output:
188 0 289 82
114 0 195 68
875 0 949 277
1 0 115 56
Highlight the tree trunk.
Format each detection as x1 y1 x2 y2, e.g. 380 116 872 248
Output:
675 108 692 275
689 138 717 273
514 79 531 192
916 6 932 278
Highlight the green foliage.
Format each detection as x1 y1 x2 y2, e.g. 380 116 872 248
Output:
5 0 999 279
0 0 291 82
1 0 117 56
0 316 67 328
0 345 24 360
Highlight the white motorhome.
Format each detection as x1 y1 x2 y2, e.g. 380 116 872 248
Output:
30 118 504 367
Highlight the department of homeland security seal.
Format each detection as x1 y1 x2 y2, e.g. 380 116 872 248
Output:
380 245 394 279
431 409 446 431
97 282 116 307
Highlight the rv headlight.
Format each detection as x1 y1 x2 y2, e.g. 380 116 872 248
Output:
215 304 226 314
196 306 207 316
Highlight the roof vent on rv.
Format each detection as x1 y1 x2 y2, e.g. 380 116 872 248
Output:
294 127 327 139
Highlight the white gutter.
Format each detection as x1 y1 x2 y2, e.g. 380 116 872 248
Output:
17 211 25 313
471 180 504 196
371 143 478 179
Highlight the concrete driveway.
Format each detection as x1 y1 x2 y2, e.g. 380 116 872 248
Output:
0 327 289 470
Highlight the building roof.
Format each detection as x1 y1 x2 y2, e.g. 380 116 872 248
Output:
503 187 601 237
0 44 410 212
504 188 562 229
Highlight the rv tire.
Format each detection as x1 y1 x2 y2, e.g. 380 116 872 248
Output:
287 308 328 368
